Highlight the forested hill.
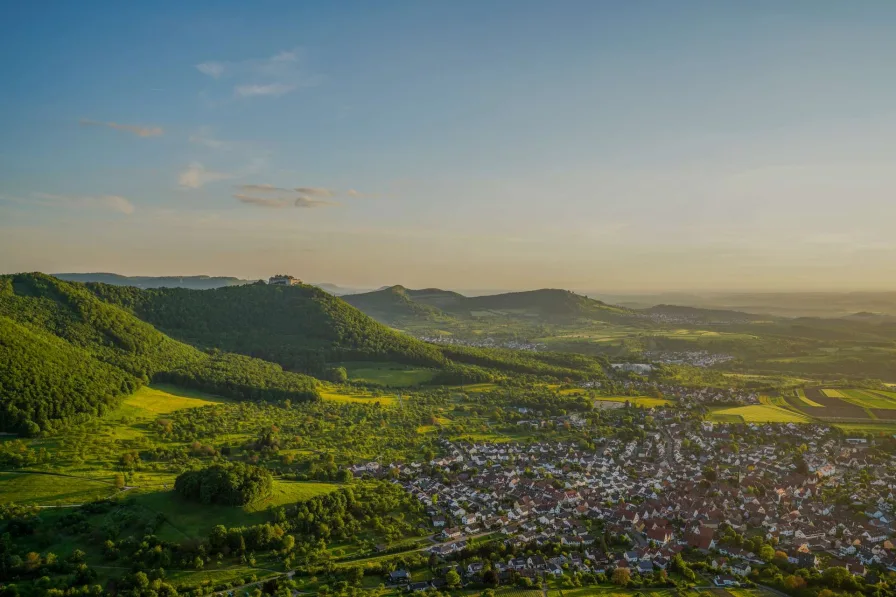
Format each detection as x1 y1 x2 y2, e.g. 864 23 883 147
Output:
86 280 607 382
54 272 255 289
346 286 637 325
456 289 634 321
0 274 319 435
342 285 455 326
86 281 449 373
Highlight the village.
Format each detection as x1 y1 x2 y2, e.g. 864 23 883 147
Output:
355 411 896 591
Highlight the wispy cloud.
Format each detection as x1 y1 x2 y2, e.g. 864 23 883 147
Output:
234 187 338 209
234 194 291 208
235 83 296 98
80 118 163 138
178 163 234 189
195 62 225 78
235 183 367 200
31 192 135 214
235 193 336 209
189 126 232 150
194 48 314 99
295 187 335 198
236 183 290 193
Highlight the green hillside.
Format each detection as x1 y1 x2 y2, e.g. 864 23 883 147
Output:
87 281 449 373
0 315 136 435
54 272 254 289
456 288 634 321
0 273 320 434
86 281 608 381
342 285 455 326
345 286 636 326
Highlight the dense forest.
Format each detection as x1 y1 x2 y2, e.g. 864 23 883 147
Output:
0 274 320 434
157 352 319 402
0 273 613 434
87 281 448 374
0 316 137 435
174 463 273 506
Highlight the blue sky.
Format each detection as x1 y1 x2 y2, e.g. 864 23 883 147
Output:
2 1 896 292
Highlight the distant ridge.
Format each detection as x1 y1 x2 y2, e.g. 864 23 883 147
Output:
344 285 636 326
54 272 255 289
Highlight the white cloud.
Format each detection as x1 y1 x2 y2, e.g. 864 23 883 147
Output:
234 83 296 98
31 192 135 214
195 61 225 78
178 163 234 189
79 119 163 138
194 48 313 99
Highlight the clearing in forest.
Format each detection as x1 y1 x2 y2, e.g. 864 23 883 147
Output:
119 384 228 418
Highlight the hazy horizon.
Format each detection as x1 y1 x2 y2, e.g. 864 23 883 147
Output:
3 1 896 292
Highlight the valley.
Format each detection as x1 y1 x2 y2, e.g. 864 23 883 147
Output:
1 274 896 597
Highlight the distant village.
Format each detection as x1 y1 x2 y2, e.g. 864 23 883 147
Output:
351 406 893 590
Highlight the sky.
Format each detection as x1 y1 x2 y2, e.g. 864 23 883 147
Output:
2 0 896 293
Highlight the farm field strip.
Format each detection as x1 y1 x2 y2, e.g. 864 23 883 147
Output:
593 396 672 407
794 388 824 407
841 389 896 410
788 388 873 421
706 404 810 424
822 388 846 398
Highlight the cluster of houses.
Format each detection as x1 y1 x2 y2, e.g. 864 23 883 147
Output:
379 419 896 583
641 350 735 368
417 335 546 352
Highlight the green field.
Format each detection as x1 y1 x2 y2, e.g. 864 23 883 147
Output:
548 588 675 597
822 388 846 398
133 480 339 540
118 384 228 418
835 422 896 435
340 361 436 386
594 396 671 407
841 389 896 410
707 404 811 424
0 472 117 505
320 386 399 406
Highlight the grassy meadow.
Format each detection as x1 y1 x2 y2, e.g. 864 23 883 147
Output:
707 404 811 424
0 472 117 505
340 361 436 386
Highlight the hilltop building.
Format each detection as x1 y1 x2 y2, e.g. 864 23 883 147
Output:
268 274 301 286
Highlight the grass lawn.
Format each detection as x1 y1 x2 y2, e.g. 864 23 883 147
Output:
794 388 823 407
340 361 436 387
133 480 339 540
320 387 399 406
117 384 228 419
0 472 117 505
451 383 501 393
594 396 671 408
165 564 276 590
548 588 675 597
706 404 811 424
